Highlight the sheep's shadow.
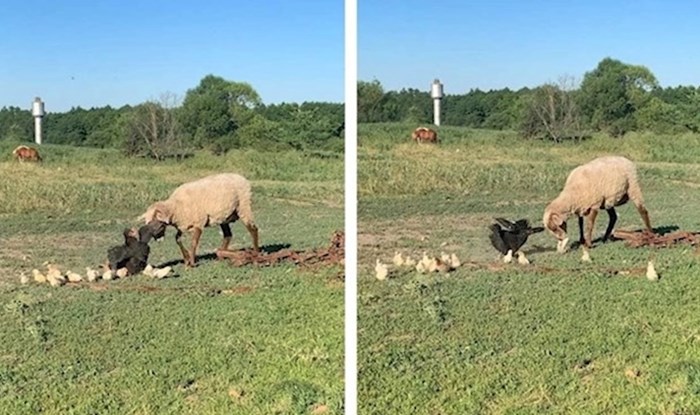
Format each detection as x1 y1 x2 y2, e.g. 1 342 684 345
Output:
522 244 557 255
155 243 292 268
566 225 680 250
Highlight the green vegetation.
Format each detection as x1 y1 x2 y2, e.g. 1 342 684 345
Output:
359 57 700 138
0 75 344 157
0 145 343 414
359 123 700 413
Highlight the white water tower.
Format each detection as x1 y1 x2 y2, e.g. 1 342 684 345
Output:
430 79 444 126
32 97 45 145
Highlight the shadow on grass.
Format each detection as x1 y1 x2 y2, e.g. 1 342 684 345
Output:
156 243 292 268
550 225 682 251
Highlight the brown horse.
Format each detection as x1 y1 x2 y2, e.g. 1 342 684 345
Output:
411 127 438 143
12 145 42 162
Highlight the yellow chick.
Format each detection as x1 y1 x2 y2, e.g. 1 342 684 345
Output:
47 274 65 287
143 264 154 277
404 256 416 267
375 259 389 281
415 261 428 274
116 268 129 279
440 252 451 264
426 256 439 273
646 260 659 281
46 264 65 283
516 252 530 265
392 251 405 267
153 266 172 279
32 269 46 283
85 267 99 282
102 270 114 281
66 271 83 283
19 273 29 285
435 258 452 273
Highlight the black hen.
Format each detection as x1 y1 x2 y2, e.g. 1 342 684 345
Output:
107 226 153 275
488 217 544 263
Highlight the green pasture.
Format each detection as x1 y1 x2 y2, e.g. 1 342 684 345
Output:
0 144 344 415
359 123 700 414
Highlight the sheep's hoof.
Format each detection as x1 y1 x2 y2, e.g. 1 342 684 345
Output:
557 238 570 254
581 251 592 262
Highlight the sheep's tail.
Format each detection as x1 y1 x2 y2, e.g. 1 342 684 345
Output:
528 226 545 234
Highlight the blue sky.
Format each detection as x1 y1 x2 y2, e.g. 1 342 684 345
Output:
360 0 700 94
0 0 343 112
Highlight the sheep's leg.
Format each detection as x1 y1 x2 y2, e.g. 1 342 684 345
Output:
219 223 232 251
175 230 192 265
578 216 585 245
582 210 597 262
245 222 260 253
635 204 653 235
602 208 617 242
188 227 202 266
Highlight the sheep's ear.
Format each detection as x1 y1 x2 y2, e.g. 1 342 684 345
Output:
153 204 173 224
546 212 561 230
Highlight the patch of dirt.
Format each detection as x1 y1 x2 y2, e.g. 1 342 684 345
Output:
613 229 700 248
217 231 344 268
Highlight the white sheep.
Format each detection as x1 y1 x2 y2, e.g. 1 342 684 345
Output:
140 173 259 267
543 156 653 260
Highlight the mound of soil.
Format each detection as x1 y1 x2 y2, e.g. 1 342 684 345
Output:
216 230 345 267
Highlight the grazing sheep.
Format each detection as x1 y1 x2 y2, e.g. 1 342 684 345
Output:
489 218 544 264
139 173 259 267
411 127 438 144
543 156 653 260
12 145 42 162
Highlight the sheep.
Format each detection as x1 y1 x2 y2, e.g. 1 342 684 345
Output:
543 156 653 261
139 173 259 267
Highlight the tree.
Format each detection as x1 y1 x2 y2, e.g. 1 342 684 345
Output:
178 75 262 151
357 80 385 123
578 57 658 136
123 93 185 159
521 77 583 142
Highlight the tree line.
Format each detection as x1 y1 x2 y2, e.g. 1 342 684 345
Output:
0 75 344 158
359 57 700 141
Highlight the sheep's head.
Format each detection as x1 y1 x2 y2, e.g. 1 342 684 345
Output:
543 209 568 240
139 201 173 225
139 220 167 242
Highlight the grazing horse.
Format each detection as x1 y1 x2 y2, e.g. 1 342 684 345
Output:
411 127 438 144
12 145 42 162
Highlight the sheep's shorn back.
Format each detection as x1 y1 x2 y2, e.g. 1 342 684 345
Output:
168 173 255 229
562 156 644 210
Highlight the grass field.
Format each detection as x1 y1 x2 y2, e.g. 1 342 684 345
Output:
0 143 344 414
358 123 700 414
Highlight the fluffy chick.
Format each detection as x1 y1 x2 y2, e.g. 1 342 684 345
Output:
392 251 405 267
85 267 100 282
32 269 46 283
646 260 659 281
375 259 389 281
